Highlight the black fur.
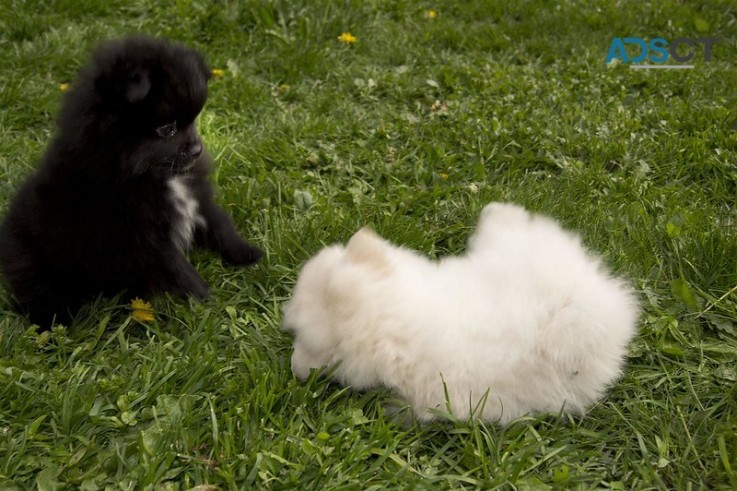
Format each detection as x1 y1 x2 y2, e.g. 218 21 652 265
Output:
0 36 262 327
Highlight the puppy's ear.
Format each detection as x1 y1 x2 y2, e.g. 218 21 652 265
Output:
124 68 151 103
346 228 391 272
95 64 151 104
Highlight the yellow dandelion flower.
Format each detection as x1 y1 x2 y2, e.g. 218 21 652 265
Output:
130 298 155 323
338 32 357 44
439 172 449 180
426 9 438 19
59 82 70 92
430 100 448 112
278 83 290 93
211 68 225 78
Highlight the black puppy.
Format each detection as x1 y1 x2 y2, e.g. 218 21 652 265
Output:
0 36 262 327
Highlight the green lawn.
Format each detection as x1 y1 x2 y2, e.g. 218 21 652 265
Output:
1 0 736 489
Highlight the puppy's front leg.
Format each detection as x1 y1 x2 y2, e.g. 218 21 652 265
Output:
188 157 262 265
196 202 262 265
152 252 210 299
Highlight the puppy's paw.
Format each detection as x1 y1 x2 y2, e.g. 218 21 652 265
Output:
169 270 209 300
188 276 210 300
222 239 263 266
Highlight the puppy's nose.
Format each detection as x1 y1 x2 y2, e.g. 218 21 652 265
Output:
188 141 203 157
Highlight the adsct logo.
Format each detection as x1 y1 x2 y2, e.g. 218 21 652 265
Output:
606 37 719 69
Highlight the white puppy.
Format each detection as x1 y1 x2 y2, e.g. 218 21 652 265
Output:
282 203 639 425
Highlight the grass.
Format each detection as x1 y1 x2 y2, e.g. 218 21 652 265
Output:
1 0 736 488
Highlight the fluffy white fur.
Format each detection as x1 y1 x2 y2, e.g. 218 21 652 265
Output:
282 203 639 425
167 176 205 252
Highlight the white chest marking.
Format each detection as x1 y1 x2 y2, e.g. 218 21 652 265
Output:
167 177 205 251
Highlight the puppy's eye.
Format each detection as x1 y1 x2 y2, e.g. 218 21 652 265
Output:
155 122 178 138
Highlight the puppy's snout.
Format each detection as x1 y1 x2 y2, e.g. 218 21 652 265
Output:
181 124 203 157
187 140 203 157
